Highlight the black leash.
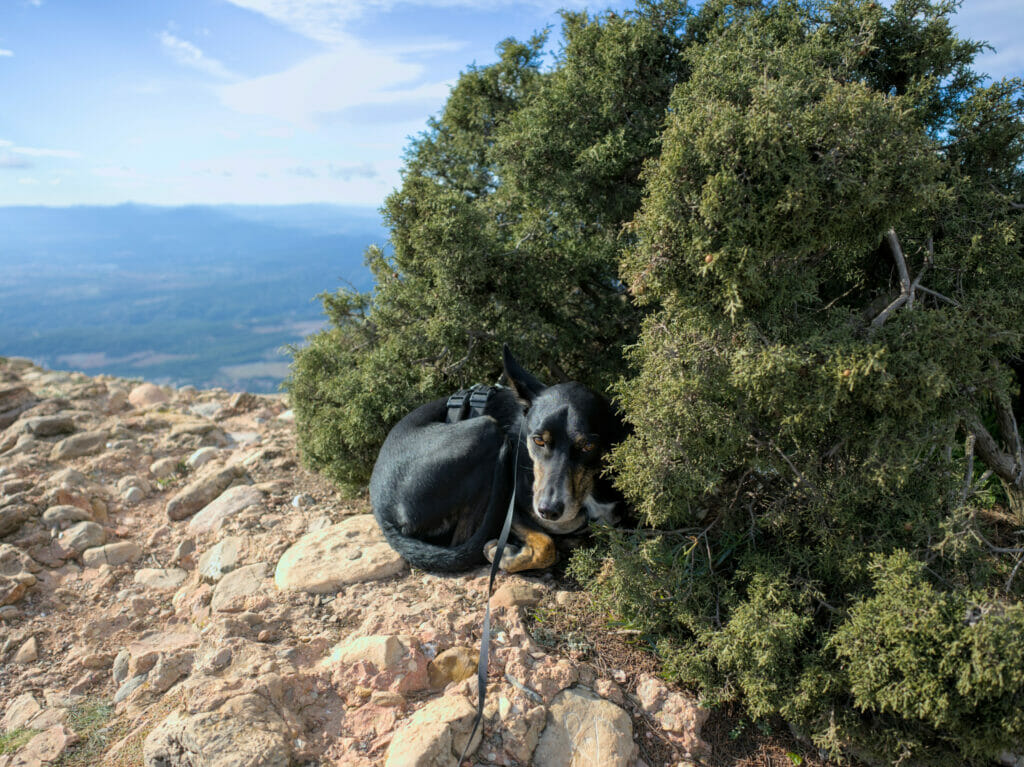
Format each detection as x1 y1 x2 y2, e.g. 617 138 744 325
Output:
457 421 522 766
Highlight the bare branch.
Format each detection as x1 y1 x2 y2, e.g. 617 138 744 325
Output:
916 285 960 307
870 293 909 330
886 229 912 296
966 413 1020 485
994 396 1024 477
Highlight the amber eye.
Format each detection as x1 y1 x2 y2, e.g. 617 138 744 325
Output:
532 436 546 447
579 441 595 453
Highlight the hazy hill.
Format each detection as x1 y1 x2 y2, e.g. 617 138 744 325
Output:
0 204 382 392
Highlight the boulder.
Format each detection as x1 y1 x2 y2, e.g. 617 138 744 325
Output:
384 695 482 767
197 536 243 582
187 485 263 534
0 503 32 537
533 687 635 767
2 692 42 732
135 568 188 591
42 504 92 529
129 383 169 409
22 415 76 437
166 466 246 522
82 541 143 568
143 694 292 767
0 384 36 429
14 635 40 663
635 674 710 757
57 521 106 555
149 457 181 479
210 563 268 612
50 430 107 460
274 515 407 593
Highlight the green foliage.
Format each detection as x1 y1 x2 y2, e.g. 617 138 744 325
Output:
288 7 690 487
0 728 37 755
290 0 1024 761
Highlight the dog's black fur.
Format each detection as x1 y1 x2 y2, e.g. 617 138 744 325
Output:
370 346 626 573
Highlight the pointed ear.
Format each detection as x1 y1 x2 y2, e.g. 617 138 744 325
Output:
503 344 546 404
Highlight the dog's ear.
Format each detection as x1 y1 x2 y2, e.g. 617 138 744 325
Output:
503 344 546 404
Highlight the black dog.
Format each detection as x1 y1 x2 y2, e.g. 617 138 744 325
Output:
370 346 625 573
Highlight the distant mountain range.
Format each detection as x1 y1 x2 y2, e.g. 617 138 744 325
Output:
0 204 384 392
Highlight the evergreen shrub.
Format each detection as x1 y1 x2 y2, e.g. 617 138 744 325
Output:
288 1 1024 761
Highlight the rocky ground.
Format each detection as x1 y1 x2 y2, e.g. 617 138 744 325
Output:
0 356 718 767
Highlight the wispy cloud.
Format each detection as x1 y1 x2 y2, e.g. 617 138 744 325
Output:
159 31 236 80
224 0 585 45
215 1 567 126
0 49 13 57
217 41 450 127
0 138 80 160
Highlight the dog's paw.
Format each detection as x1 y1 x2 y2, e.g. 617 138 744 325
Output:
483 539 525 571
483 539 499 563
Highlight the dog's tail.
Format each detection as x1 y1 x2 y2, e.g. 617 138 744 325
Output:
374 441 514 573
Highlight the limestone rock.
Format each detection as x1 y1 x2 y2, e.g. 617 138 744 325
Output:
210 563 268 612
635 674 710 757
82 541 143 568
0 575 30 606
187 485 263 535
166 466 246 522
129 382 169 409
14 635 40 663
18 725 78 763
186 446 220 471
0 384 36 429
428 646 478 688
2 692 42 732
533 687 635 767
42 504 92 529
149 456 181 479
114 673 149 704
0 543 39 576
198 536 243 582
50 430 107 460
0 503 31 537
149 651 194 693
274 515 407 593
22 415 76 437
143 694 292 767
490 582 546 610
135 567 188 591
384 695 482 767
57 521 106 555
326 635 430 694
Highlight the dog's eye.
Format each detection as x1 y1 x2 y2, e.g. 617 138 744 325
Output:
532 436 546 448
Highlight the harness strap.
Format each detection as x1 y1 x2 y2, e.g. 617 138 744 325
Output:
446 384 497 424
457 422 521 765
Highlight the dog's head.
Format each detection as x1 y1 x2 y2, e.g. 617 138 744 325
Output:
503 345 624 533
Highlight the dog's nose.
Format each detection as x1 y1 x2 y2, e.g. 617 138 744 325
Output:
537 500 564 520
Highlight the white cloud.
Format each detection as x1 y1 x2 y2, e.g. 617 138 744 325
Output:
224 0 585 45
0 49 13 57
0 138 79 159
159 31 237 80
217 40 451 126
213 0 577 126
11 145 79 158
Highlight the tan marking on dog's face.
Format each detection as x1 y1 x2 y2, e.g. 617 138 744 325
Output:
570 464 596 507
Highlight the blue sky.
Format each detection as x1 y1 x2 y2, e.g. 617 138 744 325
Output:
0 0 1020 208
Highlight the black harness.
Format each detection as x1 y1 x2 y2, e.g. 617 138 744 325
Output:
445 384 498 423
